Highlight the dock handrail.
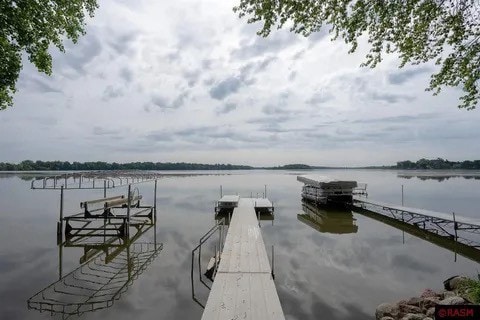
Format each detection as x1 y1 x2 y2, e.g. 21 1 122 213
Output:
191 218 225 308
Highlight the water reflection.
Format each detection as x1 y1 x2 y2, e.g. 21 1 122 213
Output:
397 172 480 181
27 221 162 319
0 172 47 181
298 200 358 234
1 171 479 320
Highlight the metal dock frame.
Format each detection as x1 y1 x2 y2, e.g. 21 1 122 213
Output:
353 198 480 249
57 180 158 243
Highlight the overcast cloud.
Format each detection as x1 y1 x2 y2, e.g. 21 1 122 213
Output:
1 0 479 167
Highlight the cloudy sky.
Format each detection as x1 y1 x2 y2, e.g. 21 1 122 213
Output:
1 0 479 166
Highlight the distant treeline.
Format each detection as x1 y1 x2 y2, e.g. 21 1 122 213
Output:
1 159 479 171
396 158 480 170
0 160 253 171
262 164 318 170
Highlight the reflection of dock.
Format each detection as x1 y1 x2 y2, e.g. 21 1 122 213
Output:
200 197 284 320
353 198 480 262
298 200 358 234
27 220 162 318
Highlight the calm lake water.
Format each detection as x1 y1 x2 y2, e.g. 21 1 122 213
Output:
0 169 479 320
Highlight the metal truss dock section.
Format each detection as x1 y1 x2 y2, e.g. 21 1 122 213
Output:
354 197 480 248
201 198 285 320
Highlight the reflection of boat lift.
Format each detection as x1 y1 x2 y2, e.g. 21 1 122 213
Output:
298 200 358 234
27 217 162 319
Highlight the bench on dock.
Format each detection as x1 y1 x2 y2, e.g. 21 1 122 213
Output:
80 194 143 218
63 192 153 239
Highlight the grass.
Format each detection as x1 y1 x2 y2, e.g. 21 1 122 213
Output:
457 276 480 304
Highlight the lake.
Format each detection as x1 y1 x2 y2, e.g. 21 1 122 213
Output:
0 169 479 320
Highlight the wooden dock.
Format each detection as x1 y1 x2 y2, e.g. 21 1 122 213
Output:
201 198 285 320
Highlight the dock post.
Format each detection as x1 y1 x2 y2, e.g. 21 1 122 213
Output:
256 201 261 227
272 202 274 226
154 179 158 222
54 177 57 189
214 244 217 279
79 176 82 189
57 186 64 243
60 185 64 221
401 185 404 206
103 180 107 198
452 212 458 241
453 212 459 261
218 224 222 255
220 185 223 198
58 242 63 280
126 184 131 237
271 245 275 280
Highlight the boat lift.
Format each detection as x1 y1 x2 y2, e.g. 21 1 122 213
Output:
31 171 160 191
57 180 158 243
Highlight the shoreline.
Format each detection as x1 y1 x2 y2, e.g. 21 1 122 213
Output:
376 276 479 320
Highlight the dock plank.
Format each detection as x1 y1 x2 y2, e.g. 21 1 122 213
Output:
254 198 273 208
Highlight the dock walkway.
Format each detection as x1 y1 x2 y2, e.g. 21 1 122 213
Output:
201 198 284 320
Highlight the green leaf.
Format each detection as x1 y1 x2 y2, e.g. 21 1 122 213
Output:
0 0 99 110
233 0 480 110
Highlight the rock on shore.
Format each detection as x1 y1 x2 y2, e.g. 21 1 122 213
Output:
375 276 472 320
